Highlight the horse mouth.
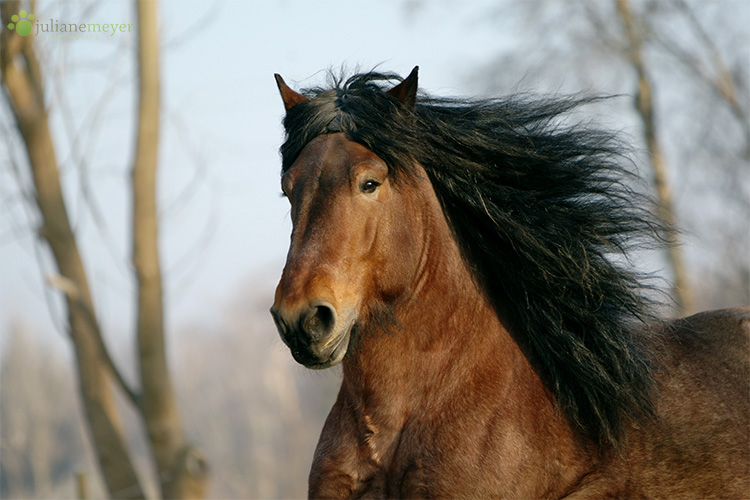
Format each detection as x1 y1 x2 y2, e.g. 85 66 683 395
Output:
291 323 353 370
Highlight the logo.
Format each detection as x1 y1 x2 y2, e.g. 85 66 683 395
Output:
7 10 34 36
4 9 133 41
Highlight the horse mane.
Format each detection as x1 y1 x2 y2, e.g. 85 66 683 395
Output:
278 70 666 448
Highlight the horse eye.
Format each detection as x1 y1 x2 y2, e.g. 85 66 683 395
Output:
361 180 380 194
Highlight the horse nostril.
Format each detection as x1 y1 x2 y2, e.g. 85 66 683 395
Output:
303 301 337 341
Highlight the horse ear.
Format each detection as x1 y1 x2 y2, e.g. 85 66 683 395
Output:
274 74 308 112
387 66 419 111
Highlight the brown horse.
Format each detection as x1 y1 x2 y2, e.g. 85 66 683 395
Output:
270 67 749 499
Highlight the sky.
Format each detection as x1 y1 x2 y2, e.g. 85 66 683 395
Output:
0 0 509 352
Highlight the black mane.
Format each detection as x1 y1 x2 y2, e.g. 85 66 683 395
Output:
279 70 665 448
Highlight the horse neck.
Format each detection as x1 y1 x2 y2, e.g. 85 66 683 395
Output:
341 186 531 423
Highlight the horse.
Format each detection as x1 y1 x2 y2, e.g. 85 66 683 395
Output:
269 67 749 499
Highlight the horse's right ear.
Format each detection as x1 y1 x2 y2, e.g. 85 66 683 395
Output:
274 74 308 112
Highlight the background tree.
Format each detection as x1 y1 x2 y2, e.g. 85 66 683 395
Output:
0 278 332 499
0 0 208 497
0 322 83 497
472 0 749 313
615 0 694 313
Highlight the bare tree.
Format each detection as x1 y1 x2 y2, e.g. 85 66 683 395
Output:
472 0 749 313
0 323 82 497
0 0 207 497
174 276 338 499
615 0 694 314
0 276 336 498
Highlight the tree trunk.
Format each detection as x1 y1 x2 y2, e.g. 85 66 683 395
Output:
2 0 208 496
131 1 207 497
0 2 144 497
615 0 695 315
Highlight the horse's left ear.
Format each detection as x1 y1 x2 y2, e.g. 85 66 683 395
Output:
274 74 308 112
387 66 419 111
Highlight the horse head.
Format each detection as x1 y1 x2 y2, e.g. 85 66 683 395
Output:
270 70 431 369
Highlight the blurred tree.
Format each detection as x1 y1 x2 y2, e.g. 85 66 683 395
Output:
615 0 694 314
472 0 749 313
174 281 338 499
0 0 208 498
0 278 336 498
0 323 84 498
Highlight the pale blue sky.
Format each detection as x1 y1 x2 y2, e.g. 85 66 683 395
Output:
0 0 509 350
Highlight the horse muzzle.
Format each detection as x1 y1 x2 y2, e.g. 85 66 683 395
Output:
270 300 353 369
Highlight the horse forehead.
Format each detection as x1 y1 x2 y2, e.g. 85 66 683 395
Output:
295 133 381 178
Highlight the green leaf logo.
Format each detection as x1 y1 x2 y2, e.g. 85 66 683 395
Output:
7 10 34 36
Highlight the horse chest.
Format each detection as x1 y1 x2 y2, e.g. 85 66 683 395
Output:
347 428 449 499
346 413 517 498
311 396 593 500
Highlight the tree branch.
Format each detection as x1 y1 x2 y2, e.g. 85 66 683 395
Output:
655 0 750 159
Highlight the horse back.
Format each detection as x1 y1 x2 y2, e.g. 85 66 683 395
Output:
622 307 750 498
656 307 749 427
